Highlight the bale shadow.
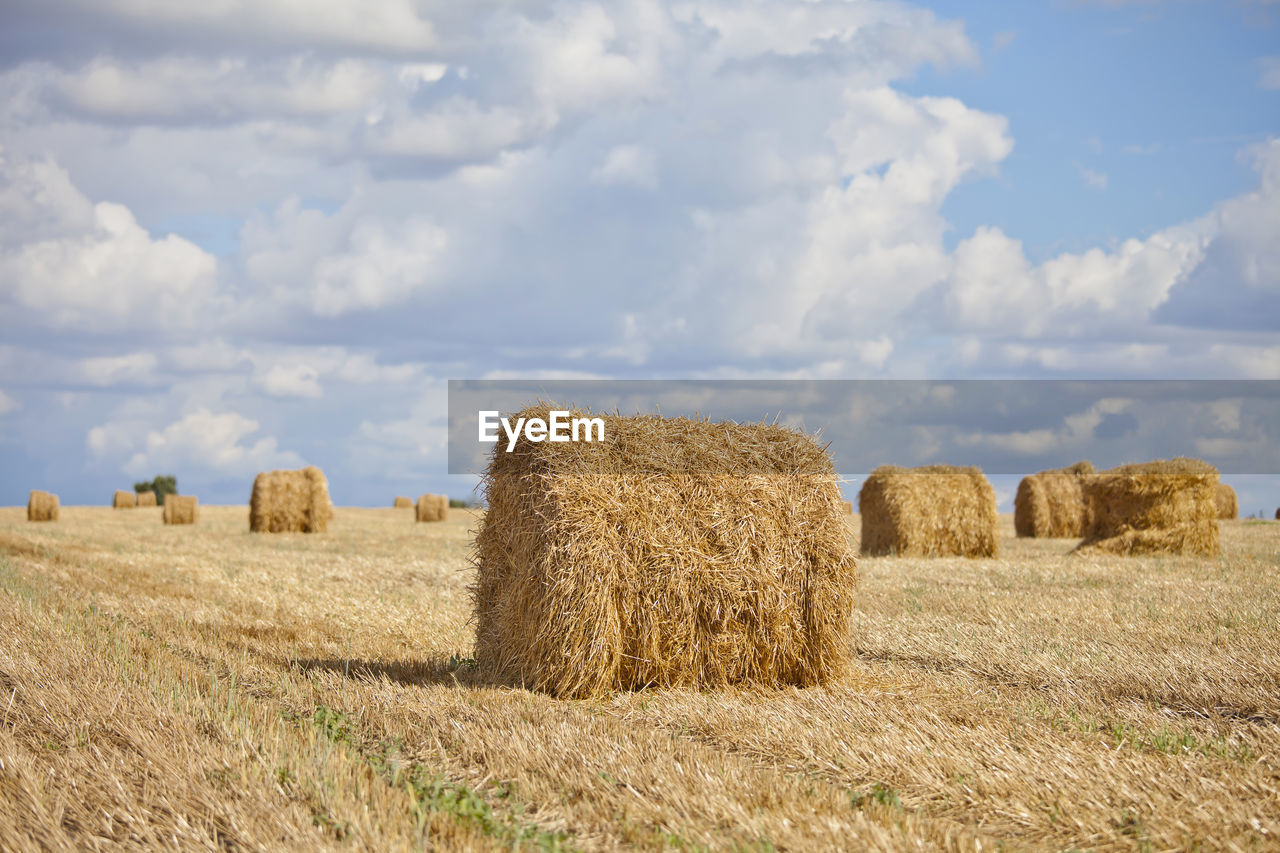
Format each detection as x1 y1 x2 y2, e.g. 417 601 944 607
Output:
289 654 506 690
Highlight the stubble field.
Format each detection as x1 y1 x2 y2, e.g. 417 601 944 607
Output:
0 505 1277 851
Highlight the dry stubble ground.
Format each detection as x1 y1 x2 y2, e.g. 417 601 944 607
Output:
0 505 1277 851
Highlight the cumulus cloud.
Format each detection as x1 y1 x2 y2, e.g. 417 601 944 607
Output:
48 57 386 124
0 149 219 332
591 145 657 188
80 352 159 386
89 408 302 477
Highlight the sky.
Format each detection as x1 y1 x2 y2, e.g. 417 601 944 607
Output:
0 0 1277 511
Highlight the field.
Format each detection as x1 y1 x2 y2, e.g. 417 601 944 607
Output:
1 506 1278 851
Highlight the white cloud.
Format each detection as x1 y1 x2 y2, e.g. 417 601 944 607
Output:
1258 56 1280 90
241 198 448 316
112 408 301 477
255 363 322 398
0 150 218 331
0 389 17 415
80 352 158 386
1074 161 1108 190
592 144 657 188
50 57 385 124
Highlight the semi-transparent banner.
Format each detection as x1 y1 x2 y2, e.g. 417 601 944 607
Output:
447 380 1280 475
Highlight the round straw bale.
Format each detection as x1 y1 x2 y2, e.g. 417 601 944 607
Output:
841 500 854 515
1075 458 1219 556
393 496 413 508
113 489 136 509
1213 482 1237 520
27 490 59 522
163 494 199 525
858 465 998 557
1014 461 1094 538
136 490 158 507
249 466 334 533
416 494 449 522
473 405 858 699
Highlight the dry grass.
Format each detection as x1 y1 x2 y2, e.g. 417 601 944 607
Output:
0 505 1277 850
859 466 998 557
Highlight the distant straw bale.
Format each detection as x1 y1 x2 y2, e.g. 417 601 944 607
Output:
163 495 198 525
27 490 59 522
113 490 136 509
416 494 449 522
249 466 334 533
1014 461 1095 538
136 490 158 507
858 465 999 558
393 496 412 508
1214 482 1238 520
473 404 858 699
842 500 854 515
1076 458 1219 557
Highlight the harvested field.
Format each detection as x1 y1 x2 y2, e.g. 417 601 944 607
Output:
0 506 1277 850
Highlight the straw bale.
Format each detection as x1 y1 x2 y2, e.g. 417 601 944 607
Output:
858 465 998 558
416 494 449 523
393 496 412 508
113 489 136 508
27 490 59 522
841 500 854 515
249 466 334 533
1014 461 1095 538
136 490 158 507
163 495 198 525
473 404 858 699
1076 458 1219 557
1275 507 1279 520
1214 482 1238 520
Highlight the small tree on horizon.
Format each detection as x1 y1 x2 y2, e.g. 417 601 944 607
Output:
135 475 178 505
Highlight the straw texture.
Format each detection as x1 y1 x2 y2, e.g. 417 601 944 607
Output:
163 495 199 525
393 496 412 508
841 500 854 515
113 490 136 509
1076 458 1219 556
136 490 158 507
1014 461 1094 539
416 494 448 523
27 490 58 522
472 404 858 699
858 465 999 557
1214 483 1238 520
249 466 334 533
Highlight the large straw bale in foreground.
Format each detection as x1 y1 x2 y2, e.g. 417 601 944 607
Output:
416 494 448 522
249 466 334 533
393 496 412 508
113 489 136 509
136 490 157 507
859 465 998 557
163 495 198 525
473 405 858 699
1076 458 1219 556
27 490 59 522
1014 461 1094 539
1214 482 1238 520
